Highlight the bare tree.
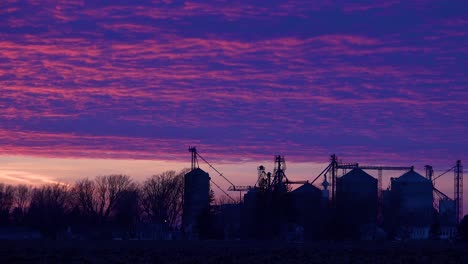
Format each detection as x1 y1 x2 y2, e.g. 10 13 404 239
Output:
27 184 71 238
141 170 186 229
72 175 135 223
14 185 31 212
0 184 14 224
95 175 134 222
11 185 31 224
72 178 96 220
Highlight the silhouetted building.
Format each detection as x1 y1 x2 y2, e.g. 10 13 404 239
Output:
241 190 256 239
136 223 181 240
212 203 241 240
241 189 291 240
290 183 323 240
439 198 457 239
336 168 378 239
389 170 434 239
182 168 210 239
0 227 42 240
241 189 271 239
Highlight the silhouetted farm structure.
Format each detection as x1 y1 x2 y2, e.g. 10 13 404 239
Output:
0 147 464 243
184 147 464 241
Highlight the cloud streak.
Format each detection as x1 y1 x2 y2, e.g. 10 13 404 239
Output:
0 0 466 169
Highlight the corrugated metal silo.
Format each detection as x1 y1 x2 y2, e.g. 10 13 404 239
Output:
290 183 322 210
439 198 456 225
182 168 210 237
241 189 259 239
439 198 457 239
336 168 378 238
290 183 323 240
390 170 434 239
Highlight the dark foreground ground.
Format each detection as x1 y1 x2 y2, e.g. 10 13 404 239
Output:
0 240 467 263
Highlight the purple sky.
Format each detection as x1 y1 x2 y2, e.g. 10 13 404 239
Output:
0 1 467 202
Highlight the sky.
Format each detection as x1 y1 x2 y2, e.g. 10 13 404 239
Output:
0 0 467 206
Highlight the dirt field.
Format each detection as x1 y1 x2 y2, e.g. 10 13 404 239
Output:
0 240 466 263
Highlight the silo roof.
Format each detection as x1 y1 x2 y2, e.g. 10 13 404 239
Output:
291 183 321 194
186 167 209 176
340 168 377 183
394 170 429 183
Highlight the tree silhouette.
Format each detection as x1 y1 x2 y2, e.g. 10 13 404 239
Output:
0 184 14 224
27 184 71 239
140 170 186 229
95 175 134 222
72 175 134 224
73 178 96 223
11 184 31 224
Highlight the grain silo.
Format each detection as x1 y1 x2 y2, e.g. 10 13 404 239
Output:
390 169 434 239
241 189 259 239
439 198 457 239
290 183 323 240
182 168 210 238
241 189 279 240
336 168 378 239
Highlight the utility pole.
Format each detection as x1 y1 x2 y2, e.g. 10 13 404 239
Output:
330 154 337 207
455 160 463 223
425 165 434 181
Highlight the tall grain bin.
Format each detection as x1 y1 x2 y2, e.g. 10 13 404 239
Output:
182 168 210 238
241 189 260 239
439 198 457 239
242 188 290 240
290 183 323 240
241 189 280 240
390 170 433 239
439 199 456 225
336 168 378 239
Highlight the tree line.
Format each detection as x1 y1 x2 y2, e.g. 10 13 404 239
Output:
0 169 190 239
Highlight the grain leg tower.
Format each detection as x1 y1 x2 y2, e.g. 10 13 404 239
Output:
182 147 210 239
